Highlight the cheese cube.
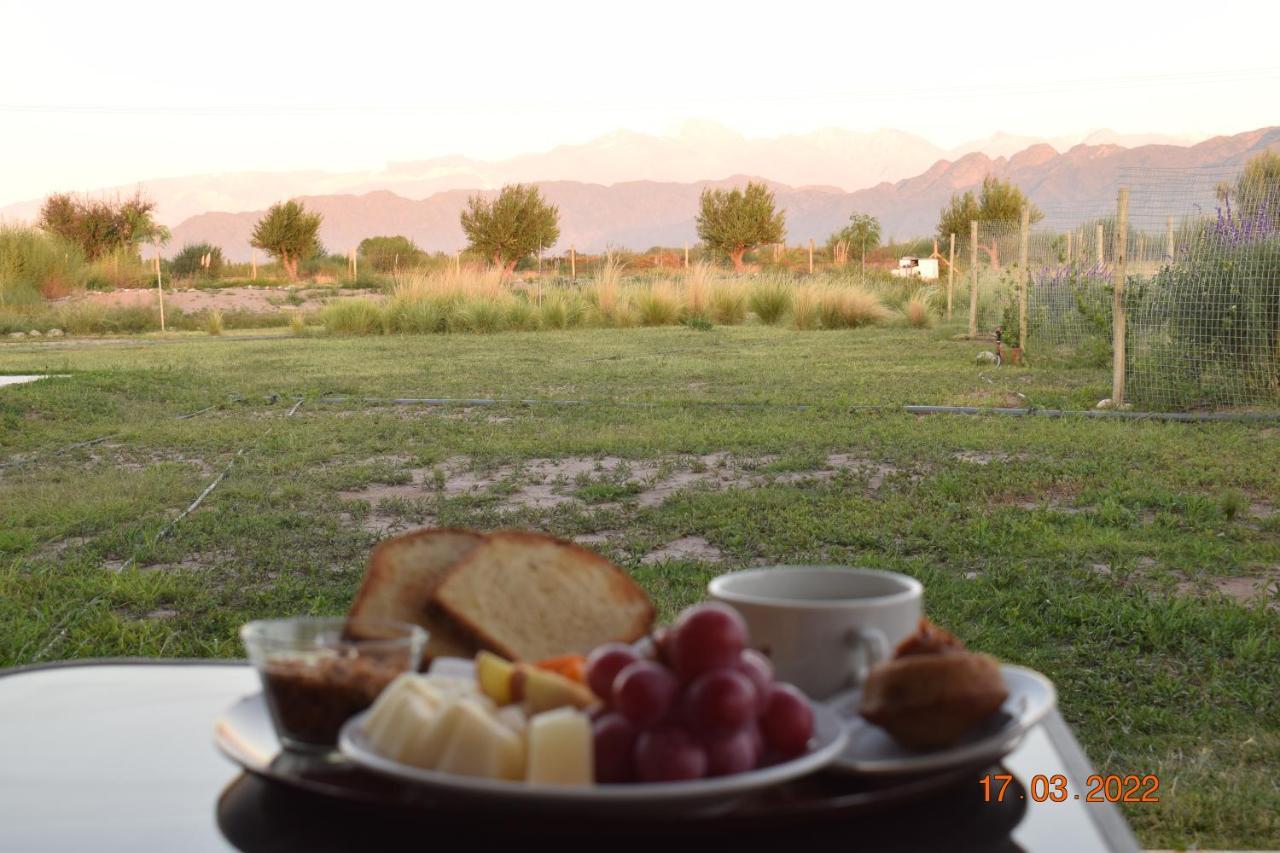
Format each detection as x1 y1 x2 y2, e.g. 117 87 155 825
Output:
526 707 593 786
433 699 526 780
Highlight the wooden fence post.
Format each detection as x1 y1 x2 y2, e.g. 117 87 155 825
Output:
1111 188 1130 406
947 232 955 321
1096 224 1105 265
455 250 461 275
1018 207 1030 352
155 251 165 333
684 243 689 269
808 239 814 275
570 246 576 281
251 251 258 280
968 220 979 338
1165 216 1175 261
1066 230 1073 264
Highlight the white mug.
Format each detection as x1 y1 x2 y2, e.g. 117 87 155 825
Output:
708 566 923 700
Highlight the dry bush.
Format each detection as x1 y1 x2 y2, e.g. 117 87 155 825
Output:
682 262 715 318
904 297 931 328
711 280 747 325
791 285 820 330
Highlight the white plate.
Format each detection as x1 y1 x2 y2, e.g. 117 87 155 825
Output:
339 701 849 814
825 664 1056 777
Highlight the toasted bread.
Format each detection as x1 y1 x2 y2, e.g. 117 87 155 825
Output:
431 530 655 661
346 528 485 660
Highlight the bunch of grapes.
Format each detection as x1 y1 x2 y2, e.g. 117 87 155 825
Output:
585 603 814 783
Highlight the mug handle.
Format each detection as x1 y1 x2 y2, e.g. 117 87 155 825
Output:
844 627 890 686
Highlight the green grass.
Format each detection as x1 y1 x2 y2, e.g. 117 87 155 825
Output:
1 324 1278 848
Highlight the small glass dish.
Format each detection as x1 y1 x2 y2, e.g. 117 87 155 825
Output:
240 616 427 752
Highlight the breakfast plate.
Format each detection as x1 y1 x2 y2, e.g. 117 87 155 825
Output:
825 664 1056 777
338 699 849 813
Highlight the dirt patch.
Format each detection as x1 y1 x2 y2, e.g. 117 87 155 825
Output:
953 450 1025 465
1176 573 1279 609
144 608 178 620
573 531 620 547
641 536 724 565
336 450 920 523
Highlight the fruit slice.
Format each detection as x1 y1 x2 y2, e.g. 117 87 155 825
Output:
434 698 526 781
476 650 517 705
512 663 596 713
526 707 594 785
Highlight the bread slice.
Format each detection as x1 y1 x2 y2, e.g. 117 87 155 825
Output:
431 530 654 661
346 528 485 660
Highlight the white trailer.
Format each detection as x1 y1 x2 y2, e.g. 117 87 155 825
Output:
890 256 939 281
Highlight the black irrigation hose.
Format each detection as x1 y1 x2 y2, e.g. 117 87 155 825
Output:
902 405 1280 424
314 395 1280 423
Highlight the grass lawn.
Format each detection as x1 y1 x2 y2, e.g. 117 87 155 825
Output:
2 324 1278 848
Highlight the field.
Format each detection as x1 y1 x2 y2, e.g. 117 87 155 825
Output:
2 324 1279 848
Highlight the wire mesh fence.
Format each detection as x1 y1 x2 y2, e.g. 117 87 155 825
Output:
941 154 1280 412
1120 163 1280 411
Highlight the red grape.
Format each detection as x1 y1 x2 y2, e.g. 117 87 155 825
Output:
585 643 639 701
669 603 748 681
682 668 757 734
650 625 674 665
702 726 762 777
733 649 774 714
612 661 678 728
634 726 707 782
592 712 638 783
759 683 814 758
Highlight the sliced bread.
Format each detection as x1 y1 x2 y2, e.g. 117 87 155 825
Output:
346 527 485 660
431 530 655 661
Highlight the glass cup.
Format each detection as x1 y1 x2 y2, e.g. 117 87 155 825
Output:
240 616 427 752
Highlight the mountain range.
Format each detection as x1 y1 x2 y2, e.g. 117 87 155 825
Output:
2 122 1272 260
160 126 1278 261
0 122 1200 226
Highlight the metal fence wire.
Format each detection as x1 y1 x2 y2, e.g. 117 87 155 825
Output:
949 156 1279 413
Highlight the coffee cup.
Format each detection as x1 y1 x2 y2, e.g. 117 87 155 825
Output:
708 566 922 700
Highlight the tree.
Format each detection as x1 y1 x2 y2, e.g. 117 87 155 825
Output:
937 176 1042 269
827 212 881 265
460 184 559 272
38 191 168 260
358 235 424 273
696 182 786 272
250 200 323 281
1232 150 1280 230
170 243 224 279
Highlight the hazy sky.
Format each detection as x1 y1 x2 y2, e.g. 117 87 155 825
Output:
1 0 1277 205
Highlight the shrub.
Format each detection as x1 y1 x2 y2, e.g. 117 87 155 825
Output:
454 298 506 333
0 226 86 303
588 258 630 326
289 311 306 336
358 235 424 272
710 281 747 325
633 283 680 326
791 286 820 330
170 243 224 279
320 298 385 335
206 308 224 336
837 288 891 328
386 296 447 334
682 262 715 317
748 279 792 325
504 298 538 331
539 292 583 330
904 297 931 328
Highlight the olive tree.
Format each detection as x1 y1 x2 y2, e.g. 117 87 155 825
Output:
460 184 560 272
250 200 323 281
696 181 786 272
937 176 1042 269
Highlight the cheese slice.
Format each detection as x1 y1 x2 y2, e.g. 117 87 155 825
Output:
526 707 593 786
433 698 526 780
